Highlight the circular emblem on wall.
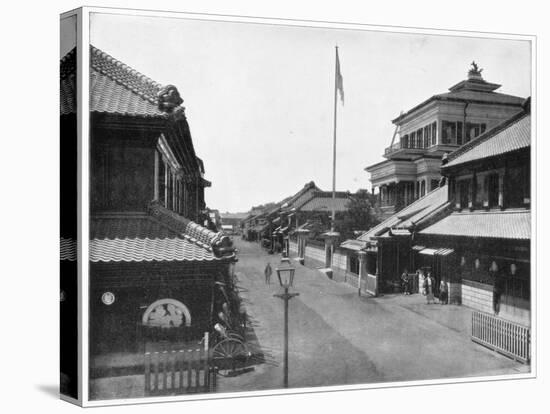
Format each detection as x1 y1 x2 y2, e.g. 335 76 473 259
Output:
101 291 115 305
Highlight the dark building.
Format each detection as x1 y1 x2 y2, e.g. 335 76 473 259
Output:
60 46 238 384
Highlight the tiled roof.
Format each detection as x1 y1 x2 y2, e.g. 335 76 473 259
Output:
89 46 167 118
90 237 217 263
148 201 222 248
90 205 234 263
436 89 525 106
90 70 164 117
60 48 76 115
299 193 351 212
282 181 322 210
357 185 448 243
444 113 530 168
418 210 530 240
90 215 178 239
60 46 181 118
392 74 524 124
60 237 77 261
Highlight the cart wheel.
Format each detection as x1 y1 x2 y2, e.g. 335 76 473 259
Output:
212 338 250 375
225 331 245 342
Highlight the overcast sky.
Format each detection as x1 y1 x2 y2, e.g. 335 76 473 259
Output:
85 13 531 213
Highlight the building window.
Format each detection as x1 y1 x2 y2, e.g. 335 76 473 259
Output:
424 125 431 148
457 122 463 145
402 134 409 149
487 173 499 208
442 121 456 144
349 254 359 275
157 156 166 206
431 122 437 146
457 179 471 208
417 128 423 148
465 122 487 143
166 170 173 209
410 131 416 148
506 165 529 208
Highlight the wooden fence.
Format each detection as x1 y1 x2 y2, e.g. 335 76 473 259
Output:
144 348 217 396
471 311 530 364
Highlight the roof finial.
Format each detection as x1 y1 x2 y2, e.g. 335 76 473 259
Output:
468 61 483 80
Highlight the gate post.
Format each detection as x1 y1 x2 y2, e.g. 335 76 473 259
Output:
358 250 367 296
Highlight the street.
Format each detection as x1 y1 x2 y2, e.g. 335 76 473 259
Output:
217 238 528 392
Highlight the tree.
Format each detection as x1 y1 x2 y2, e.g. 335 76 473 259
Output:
334 190 381 240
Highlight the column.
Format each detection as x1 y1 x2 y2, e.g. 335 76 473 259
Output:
358 251 367 296
469 172 476 210
498 171 505 209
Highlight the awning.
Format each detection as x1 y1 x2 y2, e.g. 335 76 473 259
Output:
412 245 426 251
340 239 367 251
389 228 411 236
418 247 455 256
419 248 438 256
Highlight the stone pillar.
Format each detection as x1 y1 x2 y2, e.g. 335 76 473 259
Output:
296 229 310 265
469 172 476 210
358 250 367 297
323 232 340 274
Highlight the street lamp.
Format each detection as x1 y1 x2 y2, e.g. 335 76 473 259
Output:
273 266 299 388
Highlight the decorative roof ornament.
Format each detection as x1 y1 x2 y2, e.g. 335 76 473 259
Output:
158 84 184 113
468 61 484 81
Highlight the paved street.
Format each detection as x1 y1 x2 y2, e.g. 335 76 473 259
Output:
217 238 528 393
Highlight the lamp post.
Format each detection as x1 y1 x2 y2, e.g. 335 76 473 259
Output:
273 266 299 388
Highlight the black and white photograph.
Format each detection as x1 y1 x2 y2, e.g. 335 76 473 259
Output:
57 4 537 408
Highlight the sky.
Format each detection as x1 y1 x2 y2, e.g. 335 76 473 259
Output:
84 12 531 213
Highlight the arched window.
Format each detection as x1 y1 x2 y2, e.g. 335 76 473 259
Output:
142 299 192 328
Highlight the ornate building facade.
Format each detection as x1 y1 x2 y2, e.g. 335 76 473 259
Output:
366 63 525 219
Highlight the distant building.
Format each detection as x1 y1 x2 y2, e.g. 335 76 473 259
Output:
220 212 249 231
366 63 525 219
207 208 222 231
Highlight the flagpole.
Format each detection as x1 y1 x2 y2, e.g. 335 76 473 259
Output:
331 46 338 233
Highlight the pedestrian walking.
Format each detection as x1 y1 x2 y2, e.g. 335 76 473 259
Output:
426 272 435 304
418 269 426 295
401 269 410 295
264 262 272 285
493 277 503 315
439 280 448 305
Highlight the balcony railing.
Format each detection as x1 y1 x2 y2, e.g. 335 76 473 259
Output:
384 142 402 155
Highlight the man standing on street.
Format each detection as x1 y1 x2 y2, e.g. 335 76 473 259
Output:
264 262 272 285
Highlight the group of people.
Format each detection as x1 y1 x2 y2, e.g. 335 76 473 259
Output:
401 268 449 305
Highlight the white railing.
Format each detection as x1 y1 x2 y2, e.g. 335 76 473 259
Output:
471 311 530 364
